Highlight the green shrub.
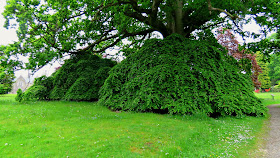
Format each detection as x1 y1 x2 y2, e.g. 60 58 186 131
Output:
49 86 65 100
271 85 280 92
16 85 47 102
99 34 267 117
23 85 47 101
64 67 112 101
0 84 9 94
64 77 97 101
50 54 116 101
33 75 54 100
16 75 54 102
34 75 54 91
17 54 116 102
15 88 23 102
49 62 79 99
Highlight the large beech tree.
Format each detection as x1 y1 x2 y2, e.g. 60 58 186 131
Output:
3 0 278 116
1 0 280 70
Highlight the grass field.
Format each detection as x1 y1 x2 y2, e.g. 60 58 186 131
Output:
0 94 272 157
255 92 280 106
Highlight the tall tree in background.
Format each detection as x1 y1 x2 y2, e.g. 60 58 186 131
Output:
0 67 14 94
268 54 280 86
2 0 280 70
267 33 280 86
0 45 16 94
256 51 271 90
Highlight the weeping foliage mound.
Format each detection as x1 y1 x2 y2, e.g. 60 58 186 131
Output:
99 34 267 117
17 54 116 102
16 75 53 102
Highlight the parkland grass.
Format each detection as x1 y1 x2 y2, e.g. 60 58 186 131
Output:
0 94 272 157
255 92 280 106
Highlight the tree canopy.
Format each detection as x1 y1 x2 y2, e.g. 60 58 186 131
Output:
2 0 280 70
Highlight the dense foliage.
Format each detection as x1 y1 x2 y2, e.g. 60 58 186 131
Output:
0 66 14 94
267 33 280 86
3 0 276 117
17 55 116 101
99 34 267 117
268 54 280 86
0 46 16 94
256 51 271 90
16 75 54 101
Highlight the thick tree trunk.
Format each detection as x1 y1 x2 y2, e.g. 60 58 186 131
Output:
166 0 185 37
174 0 184 35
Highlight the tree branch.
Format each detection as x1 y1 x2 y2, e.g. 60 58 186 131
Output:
207 0 239 20
75 28 155 54
124 0 152 14
151 0 163 17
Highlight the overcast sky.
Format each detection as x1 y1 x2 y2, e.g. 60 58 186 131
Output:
0 1 18 45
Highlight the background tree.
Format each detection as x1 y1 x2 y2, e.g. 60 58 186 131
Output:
0 45 16 94
217 28 262 88
267 33 280 86
268 54 280 86
0 44 22 71
0 66 14 94
2 0 280 70
256 51 271 90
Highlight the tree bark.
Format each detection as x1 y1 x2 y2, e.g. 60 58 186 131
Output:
165 0 185 36
174 0 184 35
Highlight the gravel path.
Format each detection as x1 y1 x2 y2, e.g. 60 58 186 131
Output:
266 104 280 158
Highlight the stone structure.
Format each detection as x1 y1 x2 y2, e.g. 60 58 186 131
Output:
10 75 32 94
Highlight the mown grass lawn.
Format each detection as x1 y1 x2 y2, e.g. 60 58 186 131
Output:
0 94 271 157
255 92 280 106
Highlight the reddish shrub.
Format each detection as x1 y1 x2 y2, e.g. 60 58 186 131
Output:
217 28 262 89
